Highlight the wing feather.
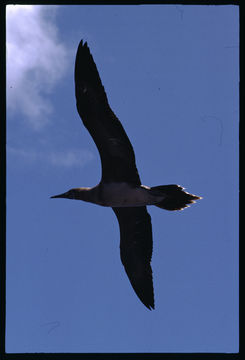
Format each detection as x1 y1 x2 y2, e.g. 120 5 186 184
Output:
75 40 141 184
113 206 154 310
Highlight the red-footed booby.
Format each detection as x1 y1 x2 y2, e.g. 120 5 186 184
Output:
51 40 201 310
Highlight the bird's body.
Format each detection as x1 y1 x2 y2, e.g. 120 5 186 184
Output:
52 183 164 207
98 183 163 207
51 40 201 310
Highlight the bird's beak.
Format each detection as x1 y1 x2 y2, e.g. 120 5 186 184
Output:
50 192 68 199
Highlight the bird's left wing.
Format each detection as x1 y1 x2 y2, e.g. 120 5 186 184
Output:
75 40 141 185
112 206 154 310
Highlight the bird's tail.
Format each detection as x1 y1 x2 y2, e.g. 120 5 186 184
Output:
150 185 201 211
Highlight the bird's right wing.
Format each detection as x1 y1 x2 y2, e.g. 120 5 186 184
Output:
112 206 154 310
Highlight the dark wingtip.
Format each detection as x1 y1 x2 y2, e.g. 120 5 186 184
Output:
139 291 155 310
78 39 88 48
145 301 155 310
146 304 154 311
77 39 83 48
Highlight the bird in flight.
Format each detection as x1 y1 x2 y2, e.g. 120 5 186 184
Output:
51 40 201 310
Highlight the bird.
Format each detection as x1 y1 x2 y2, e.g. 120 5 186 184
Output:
51 40 201 310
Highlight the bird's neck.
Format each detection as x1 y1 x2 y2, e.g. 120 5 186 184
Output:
73 187 97 203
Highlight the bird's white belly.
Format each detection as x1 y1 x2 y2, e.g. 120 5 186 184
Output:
98 183 163 207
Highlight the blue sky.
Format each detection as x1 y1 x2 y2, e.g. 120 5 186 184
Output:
6 4 239 353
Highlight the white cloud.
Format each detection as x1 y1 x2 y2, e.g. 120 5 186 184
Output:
6 5 68 129
8 145 38 163
8 146 94 168
49 149 94 168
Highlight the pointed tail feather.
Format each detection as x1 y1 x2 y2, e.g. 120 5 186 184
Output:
151 185 202 211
